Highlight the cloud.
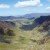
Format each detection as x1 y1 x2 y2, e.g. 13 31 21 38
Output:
39 4 43 6
14 0 43 8
46 7 50 10
0 4 10 8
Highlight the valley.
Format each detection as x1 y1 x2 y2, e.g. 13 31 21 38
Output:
0 15 50 50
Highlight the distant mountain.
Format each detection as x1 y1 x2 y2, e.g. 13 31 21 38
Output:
16 13 50 19
0 16 16 21
0 16 35 21
25 13 50 17
0 13 50 21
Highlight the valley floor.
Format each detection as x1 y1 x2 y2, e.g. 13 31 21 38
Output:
0 26 50 50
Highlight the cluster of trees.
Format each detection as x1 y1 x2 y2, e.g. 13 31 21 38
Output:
0 27 15 44
0 27 15 36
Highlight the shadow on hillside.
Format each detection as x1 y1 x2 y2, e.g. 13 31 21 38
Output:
20 16 50 31
20 24 34 30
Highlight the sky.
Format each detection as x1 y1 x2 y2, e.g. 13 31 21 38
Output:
0 0 50 16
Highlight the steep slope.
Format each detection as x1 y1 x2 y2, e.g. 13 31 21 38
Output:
20 16 50 30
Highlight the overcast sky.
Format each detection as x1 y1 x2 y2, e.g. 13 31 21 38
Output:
0 0 50 16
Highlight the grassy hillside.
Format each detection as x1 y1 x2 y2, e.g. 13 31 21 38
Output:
0 16 50 50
